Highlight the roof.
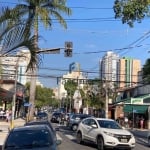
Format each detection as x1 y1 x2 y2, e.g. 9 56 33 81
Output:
12 124 48 131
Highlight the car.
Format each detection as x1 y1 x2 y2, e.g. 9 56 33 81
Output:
51 112 62 123
24 120 59 140
64 113 73 121
148 131 150 147
67 113 91 131
76 117 135 150
3 125 61 150
36 112 48 120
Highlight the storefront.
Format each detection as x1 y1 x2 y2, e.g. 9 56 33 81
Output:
123 95 150 129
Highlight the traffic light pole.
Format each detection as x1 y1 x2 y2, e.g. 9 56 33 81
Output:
28 41 73 121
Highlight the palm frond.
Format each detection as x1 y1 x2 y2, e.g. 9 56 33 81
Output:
0 7 38 69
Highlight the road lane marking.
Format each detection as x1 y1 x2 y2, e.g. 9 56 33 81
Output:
65 134 76 140
56 134 62 141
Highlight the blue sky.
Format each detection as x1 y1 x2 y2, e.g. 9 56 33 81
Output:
3 0 150 88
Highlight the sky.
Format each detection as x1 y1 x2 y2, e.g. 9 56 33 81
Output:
3 0 150 88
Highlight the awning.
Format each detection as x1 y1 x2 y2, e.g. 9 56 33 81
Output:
123 104 149 113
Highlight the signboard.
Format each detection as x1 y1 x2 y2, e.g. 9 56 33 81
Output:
24 103 32 107
131 98 143 104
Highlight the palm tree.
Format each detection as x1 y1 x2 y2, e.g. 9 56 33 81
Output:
1 0 72 120
0 7 38 69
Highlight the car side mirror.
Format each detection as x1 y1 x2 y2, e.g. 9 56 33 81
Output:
91 124 97 128
76 117 80 120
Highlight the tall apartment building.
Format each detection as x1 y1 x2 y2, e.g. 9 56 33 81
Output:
100 52 141 89
119 57 141 88
100 51 119 84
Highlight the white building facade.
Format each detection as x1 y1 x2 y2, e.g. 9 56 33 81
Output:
58 63 87 112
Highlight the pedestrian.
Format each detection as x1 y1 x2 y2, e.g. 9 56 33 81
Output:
140 118 144 129
124 117 128 128
6 109 9 122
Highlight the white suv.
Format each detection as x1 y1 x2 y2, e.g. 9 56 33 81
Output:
76 117 135 150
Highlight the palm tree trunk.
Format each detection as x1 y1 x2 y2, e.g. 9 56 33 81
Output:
29 11 38 121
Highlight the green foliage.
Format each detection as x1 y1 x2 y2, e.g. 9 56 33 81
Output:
0 7 38 70
25 83 56 108
113 0 150 27
143 58 150 83
64 79 78 97
35 85 54 106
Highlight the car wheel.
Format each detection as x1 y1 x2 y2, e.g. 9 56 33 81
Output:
148 137 150 147
76 131 83 144
97 136 104 150
72 124 78 131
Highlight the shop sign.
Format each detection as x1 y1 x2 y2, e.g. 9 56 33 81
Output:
131 98 143 104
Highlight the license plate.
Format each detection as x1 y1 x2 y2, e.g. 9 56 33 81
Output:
120 139 128 143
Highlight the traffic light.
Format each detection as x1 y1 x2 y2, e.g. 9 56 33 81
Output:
64 41 73 57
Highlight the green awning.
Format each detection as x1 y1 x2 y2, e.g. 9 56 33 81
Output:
123 105 149 113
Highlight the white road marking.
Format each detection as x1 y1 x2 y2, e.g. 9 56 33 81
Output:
65 134 76 140
56 134 62 141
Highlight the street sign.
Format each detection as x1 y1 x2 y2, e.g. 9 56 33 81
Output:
24 103 32 107
37 48 60 54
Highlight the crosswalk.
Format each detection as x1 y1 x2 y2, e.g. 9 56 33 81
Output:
56 132 76 141
56 124 76 141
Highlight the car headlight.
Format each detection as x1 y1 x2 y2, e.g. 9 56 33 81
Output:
103 131 114 137
130 133 134 138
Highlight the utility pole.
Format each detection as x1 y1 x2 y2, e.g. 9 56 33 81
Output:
11 55 26 129
103 79 109 119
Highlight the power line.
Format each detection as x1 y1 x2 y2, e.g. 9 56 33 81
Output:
0 2 113 10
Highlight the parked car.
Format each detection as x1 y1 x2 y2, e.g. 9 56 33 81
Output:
3 125 61 150
36 112 48 120
148 131 150 147
64 113 73 121
51 112 63 123
67 113 91 131
76 117 135 150
24 120 59 140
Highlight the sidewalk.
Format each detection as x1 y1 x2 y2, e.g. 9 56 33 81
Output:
0 118 26 148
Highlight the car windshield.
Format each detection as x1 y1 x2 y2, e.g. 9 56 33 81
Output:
53 113 61 116
98 120 122 129
5 129 53 149
25 121 54 133
37 112 47 117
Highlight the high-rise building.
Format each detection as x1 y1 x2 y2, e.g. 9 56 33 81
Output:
100 51 119 84
100 52 141 89
119 57 141 88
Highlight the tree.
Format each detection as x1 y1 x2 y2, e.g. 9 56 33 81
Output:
0 7 38 69
1 0 72 120
35 85 54 107
64 79 77 112
25 82 59 109
143 58 150 83
113 0 150 27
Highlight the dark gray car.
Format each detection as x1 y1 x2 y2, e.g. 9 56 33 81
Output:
3 125 61 150
24 120 59 140
67 114 91 131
